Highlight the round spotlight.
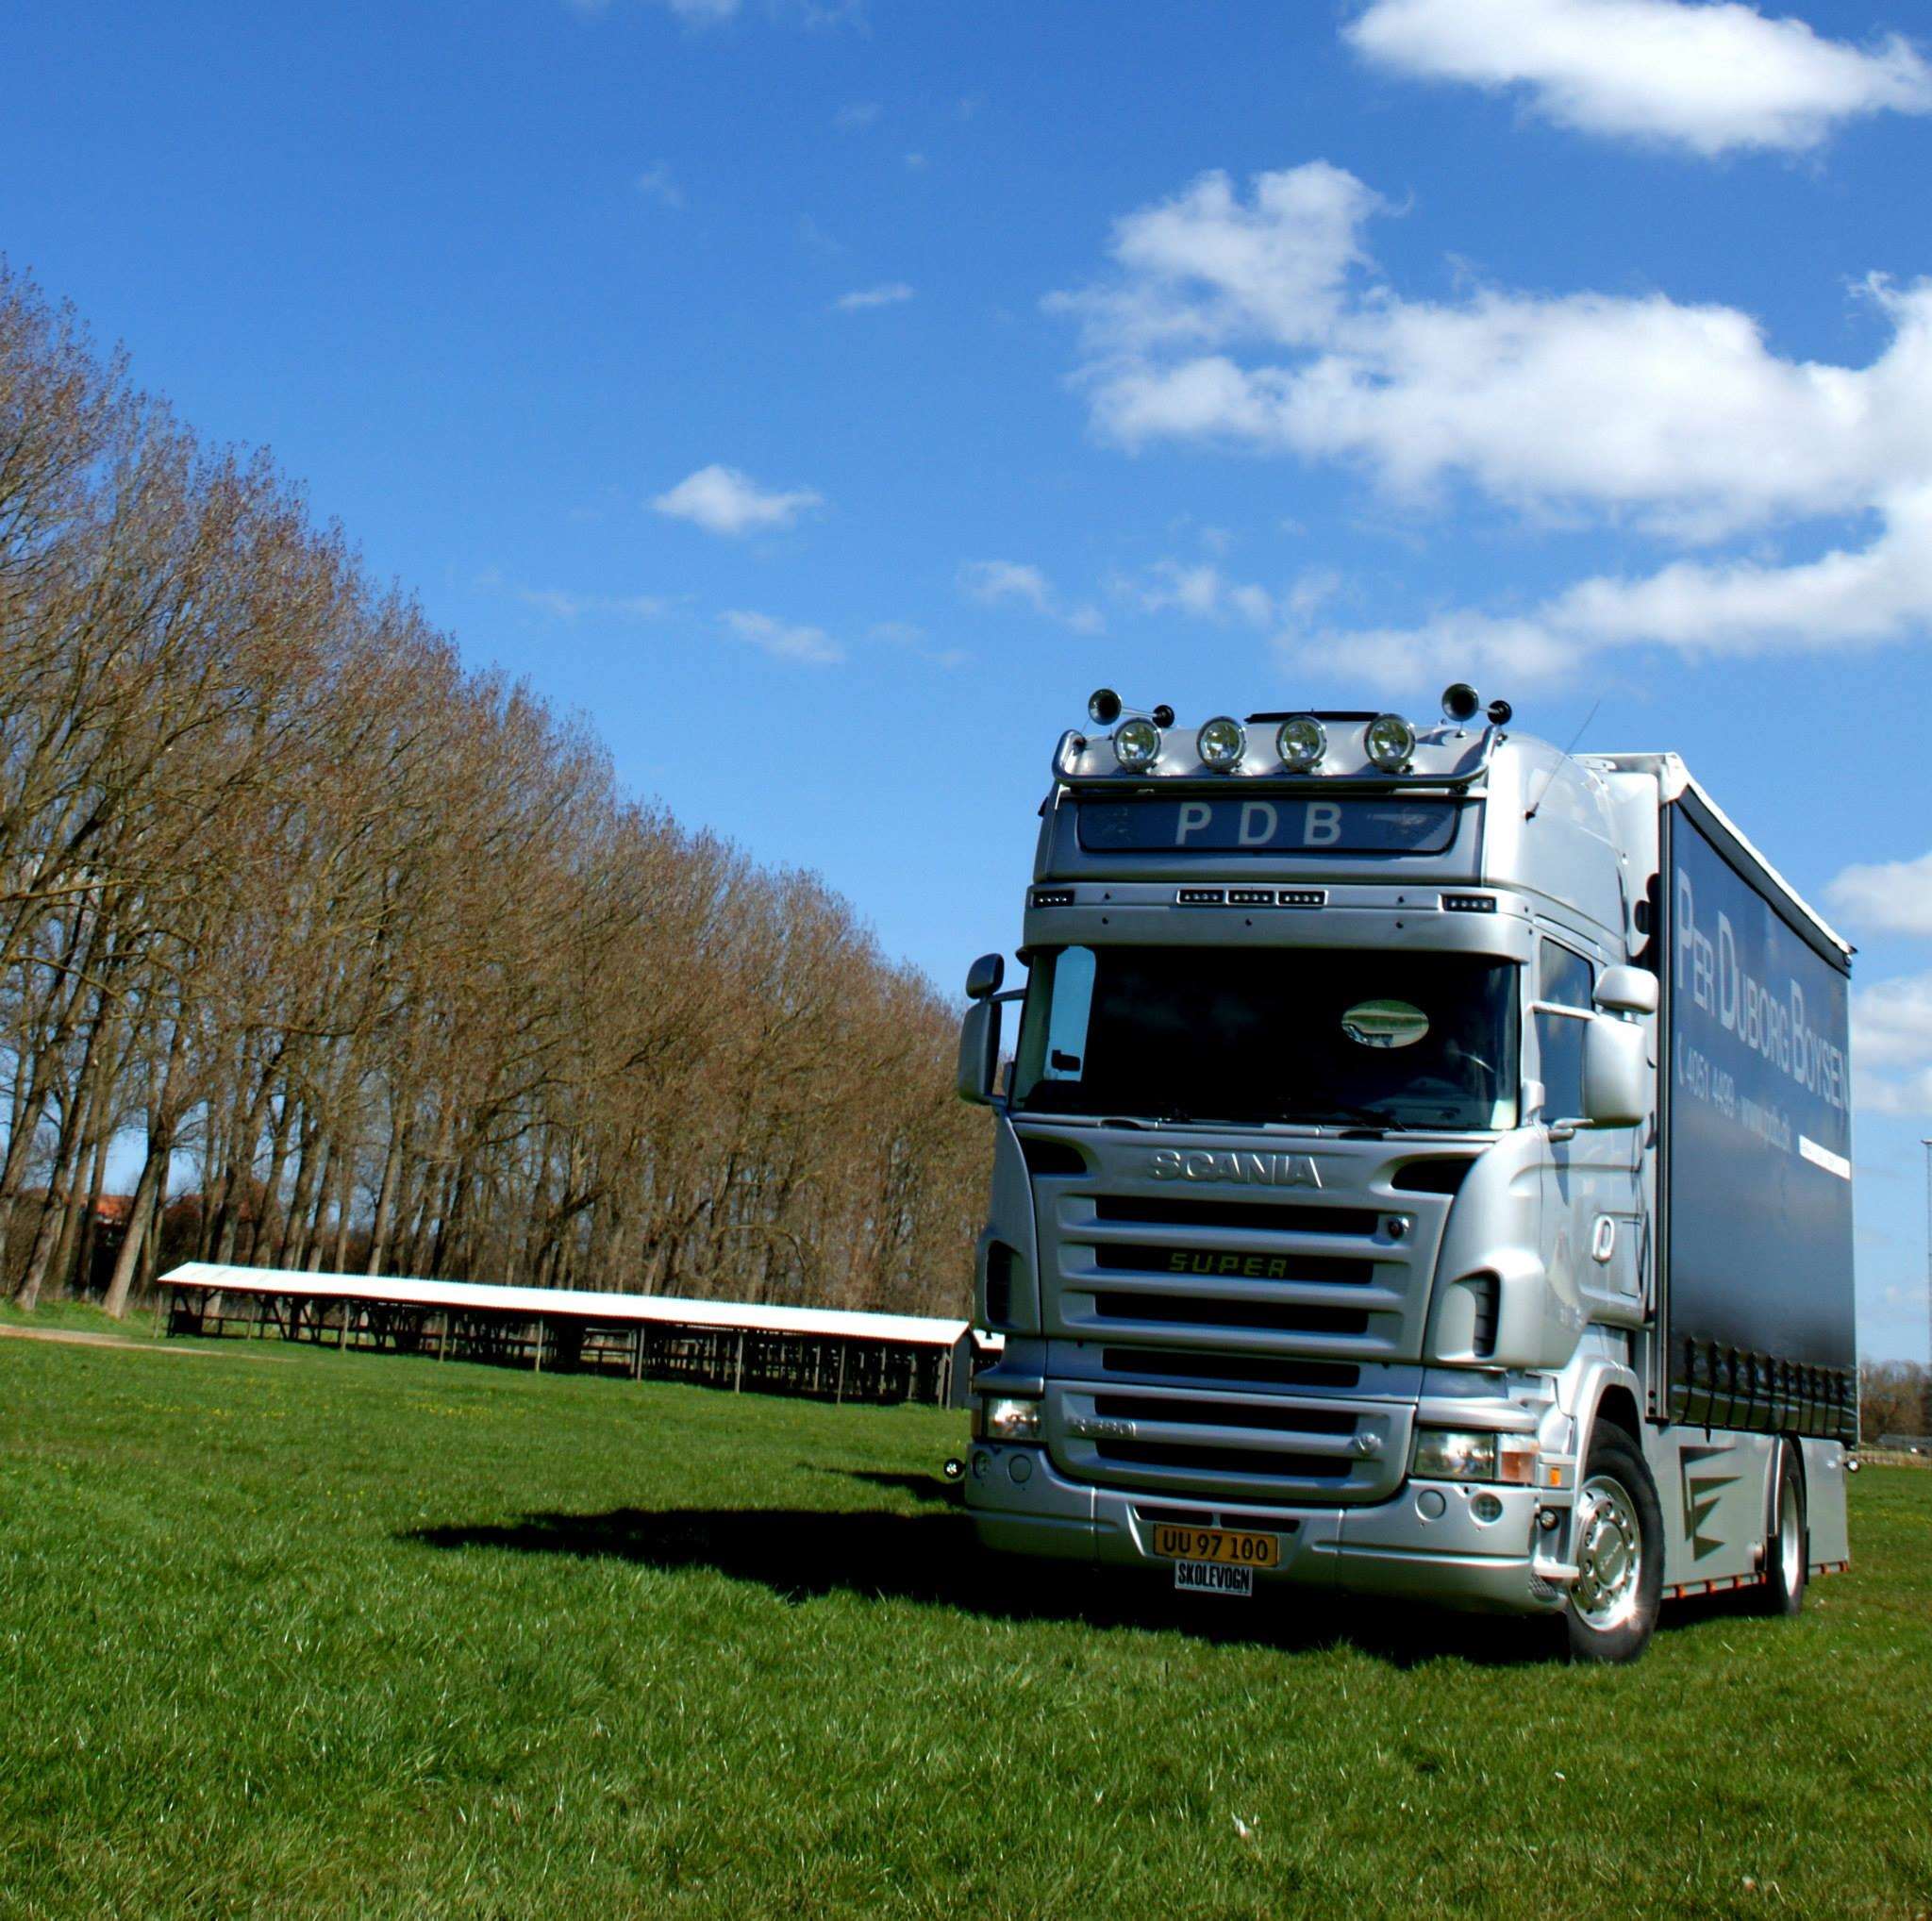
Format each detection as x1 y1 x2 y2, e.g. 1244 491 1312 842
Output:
1112 718 1161 772
1441 682 1481 724
1197 716 1245 771
1088 687 1123 727
1365 712 1416 772
1275 714 1326 773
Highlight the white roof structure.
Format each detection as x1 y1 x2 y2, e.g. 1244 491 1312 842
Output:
161 1262 974 1350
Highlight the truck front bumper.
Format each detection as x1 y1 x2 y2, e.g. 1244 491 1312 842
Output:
965 1444 1570 1615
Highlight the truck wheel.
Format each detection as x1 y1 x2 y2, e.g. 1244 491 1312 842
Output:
1756 1443 1807 1617
1564 1428 1663 1663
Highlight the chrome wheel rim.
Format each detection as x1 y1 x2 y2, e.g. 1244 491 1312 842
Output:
1778 1479 1803 1593
1573 1474 1643 1631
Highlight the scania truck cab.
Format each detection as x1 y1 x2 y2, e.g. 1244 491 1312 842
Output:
957 687 1856 1662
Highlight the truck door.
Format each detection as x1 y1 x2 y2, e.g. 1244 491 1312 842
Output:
1535 938 1645 1321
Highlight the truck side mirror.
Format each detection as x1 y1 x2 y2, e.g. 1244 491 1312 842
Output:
958 998 1002 1106
1582 1015 1647 1128
965 953 1005 1001
1593 964 1658 1016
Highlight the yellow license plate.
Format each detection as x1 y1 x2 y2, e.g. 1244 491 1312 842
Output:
1150 1524 1280 1569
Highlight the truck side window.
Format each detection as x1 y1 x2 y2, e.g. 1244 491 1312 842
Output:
1044 945 1096 1077
1534 939 1594 1120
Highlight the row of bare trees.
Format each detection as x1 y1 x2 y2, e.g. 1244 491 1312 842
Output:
1859 1363 1931 1445
0 264 984 1318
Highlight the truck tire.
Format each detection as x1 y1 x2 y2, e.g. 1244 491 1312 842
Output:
1755 1442 1807 1617
1564 1428 1663 1663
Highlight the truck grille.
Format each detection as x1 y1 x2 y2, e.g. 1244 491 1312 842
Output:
1015 1126 1463 1502
1093 1195 1379 1236
1091 1243 1374 1285
1090 1292 1371 1335
1100 1347 1361 1391
1048 1382 1411 1505
1037 1145 1441 1364
1099 1440 1353 1480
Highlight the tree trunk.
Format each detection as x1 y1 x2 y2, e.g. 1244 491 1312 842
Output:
249 1092 299 1266
276 1111 321 1269
364 1108 408 1277
15 982 113 1309
62 1120 113 1300
103 1132 168 1316
300 1136 337 1272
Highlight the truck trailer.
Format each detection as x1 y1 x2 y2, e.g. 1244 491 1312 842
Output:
957 688 1855 1661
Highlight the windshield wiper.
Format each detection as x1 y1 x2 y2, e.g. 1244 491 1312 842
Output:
1281 1100 1394 1130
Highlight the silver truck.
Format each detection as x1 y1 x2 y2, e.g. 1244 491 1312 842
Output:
957 686 1856 1661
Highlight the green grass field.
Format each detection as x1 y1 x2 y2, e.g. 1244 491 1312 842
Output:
3 1313 1928 1919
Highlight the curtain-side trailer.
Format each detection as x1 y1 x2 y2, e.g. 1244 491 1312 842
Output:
957 689 1855 1661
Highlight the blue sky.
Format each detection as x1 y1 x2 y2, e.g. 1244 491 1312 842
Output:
8 0 1932 1358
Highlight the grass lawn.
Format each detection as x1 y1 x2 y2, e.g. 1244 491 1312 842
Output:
2 1316 1928 1919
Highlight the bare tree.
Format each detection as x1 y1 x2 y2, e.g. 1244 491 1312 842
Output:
0 262 981 1321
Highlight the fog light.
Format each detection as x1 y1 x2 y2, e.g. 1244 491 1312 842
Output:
1472 1492 1504 1523
1275 714 1325 772
975 1395 1042 1443
1365 713 1416 771
1197 716 1245 770
1113 718 1161 772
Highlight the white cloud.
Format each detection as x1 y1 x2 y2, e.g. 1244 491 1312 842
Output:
576 0 741 19
1064 170 1932 536
635 162 685 208
652 464 824 536
1346 0 1932 156
870 620 968 669
1129 560 1277 627
1058 162 1932 688
959 560 1105 635
833 282 915 312
1287 484 1932 689
1851 970 1932 1114
835 101 882 129
961 560 1053 612
517 587 670 621
721 610 844 665
1828 849 1932 936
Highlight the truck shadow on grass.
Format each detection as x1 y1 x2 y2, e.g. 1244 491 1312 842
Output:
405 1499 1572 1668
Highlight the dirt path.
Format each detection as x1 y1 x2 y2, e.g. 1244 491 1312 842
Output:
0 1325 288 1360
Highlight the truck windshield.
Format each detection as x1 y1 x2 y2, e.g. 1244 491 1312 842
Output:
1011 945 1519 1131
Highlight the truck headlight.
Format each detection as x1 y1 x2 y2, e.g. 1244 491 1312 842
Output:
1412 1428 1537 1484
974 1395 1043 1443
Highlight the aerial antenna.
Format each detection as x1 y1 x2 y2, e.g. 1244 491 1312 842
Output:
1524 696 1601 821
